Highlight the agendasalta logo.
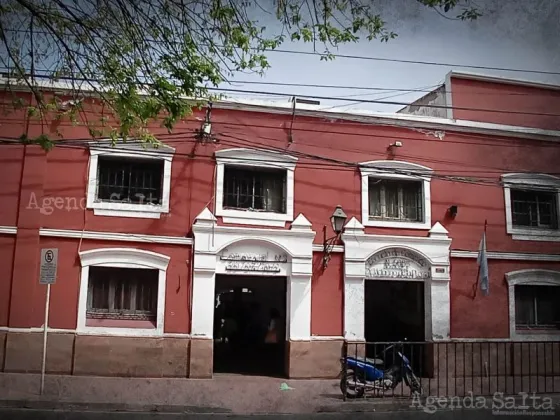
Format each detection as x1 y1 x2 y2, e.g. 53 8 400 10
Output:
411 392 556 415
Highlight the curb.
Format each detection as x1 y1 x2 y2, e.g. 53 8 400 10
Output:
0 400 232 414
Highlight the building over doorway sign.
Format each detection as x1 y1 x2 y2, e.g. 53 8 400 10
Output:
220 248 288 273
365 248 431 280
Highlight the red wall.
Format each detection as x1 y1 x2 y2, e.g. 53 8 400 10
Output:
6 236 191 332
450 76 560 130
451 259 560 338
311 253 343 337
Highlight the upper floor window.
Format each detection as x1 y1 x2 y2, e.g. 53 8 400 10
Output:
97 156 164 205
510 189 558 230
360 160 433 229
502 174 560 241
369 178 423 222
87 140 174 219
506 269 560 340
215 148 297 227
223 165 286 213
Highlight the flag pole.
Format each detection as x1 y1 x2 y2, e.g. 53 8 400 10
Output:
472 220 488 299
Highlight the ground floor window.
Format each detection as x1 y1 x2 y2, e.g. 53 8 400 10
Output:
515 285 560 330
86 266 158 326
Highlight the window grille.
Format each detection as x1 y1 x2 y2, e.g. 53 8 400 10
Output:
97 156 164 205
368 178 423 222
87 267 158 321
223 165 287 213
511 189 558 229
515 285 560 330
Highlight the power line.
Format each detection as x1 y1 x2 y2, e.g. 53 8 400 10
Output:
208 88 560 118
224 80 560 97
1 133 557 186
3 110 558 150
0 137 504 187
5 65 559 98
2 72 560 117
264 49 560 76
3 28 559 76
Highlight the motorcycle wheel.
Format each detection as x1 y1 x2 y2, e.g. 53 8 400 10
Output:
340 369 365 399
405 371 423 396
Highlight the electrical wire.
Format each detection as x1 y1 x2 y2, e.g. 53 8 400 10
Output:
223 80 560 97
2 114 558 151
0 135 556 190
3 28 559 76
2 73 560 117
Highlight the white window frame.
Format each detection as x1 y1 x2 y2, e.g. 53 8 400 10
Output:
359 160 433 229
86 140 175 219
77 247 169 336
506 269 560 341
215 148 297 227
502 173 560 242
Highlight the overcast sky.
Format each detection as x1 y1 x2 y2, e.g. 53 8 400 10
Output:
218 0 560 113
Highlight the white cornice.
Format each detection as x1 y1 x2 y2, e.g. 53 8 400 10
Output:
40 228 192 245
3 77 560 142
0 226 17 235
451 250 560 262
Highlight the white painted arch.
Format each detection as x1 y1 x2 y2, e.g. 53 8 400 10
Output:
341 217 452 342
506 269 560 341
191 208 316 341
77 247 169 336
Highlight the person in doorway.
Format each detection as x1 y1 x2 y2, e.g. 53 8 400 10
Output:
263 308 284 373
265 308 282 344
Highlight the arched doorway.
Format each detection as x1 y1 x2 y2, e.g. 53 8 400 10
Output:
364 247 430 343
341 219 452 379
363 247 430 375
190 208 315 378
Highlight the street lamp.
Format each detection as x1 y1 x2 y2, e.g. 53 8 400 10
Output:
323 205 348 270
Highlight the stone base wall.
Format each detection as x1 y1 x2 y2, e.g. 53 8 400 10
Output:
0 333 344 379
4 333 557 384
2 332 190 378
286 340 343 378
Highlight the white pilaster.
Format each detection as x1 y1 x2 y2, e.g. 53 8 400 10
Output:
190 270 216 338
344 277 365 341
287 274 312 340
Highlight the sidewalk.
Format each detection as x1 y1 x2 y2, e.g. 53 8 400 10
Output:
0 372 384 414
2 373 559 415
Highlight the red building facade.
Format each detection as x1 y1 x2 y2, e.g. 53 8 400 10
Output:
0 72 559 379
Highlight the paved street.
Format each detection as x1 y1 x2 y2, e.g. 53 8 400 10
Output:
2 408 560 419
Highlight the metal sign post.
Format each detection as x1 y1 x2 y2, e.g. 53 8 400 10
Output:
39 248 58 396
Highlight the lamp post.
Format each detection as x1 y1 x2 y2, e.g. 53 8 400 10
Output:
323 205 347 269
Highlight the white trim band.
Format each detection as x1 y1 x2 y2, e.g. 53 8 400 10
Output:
40 228 193 245
0 226 17 235
0 326 191 338
451 250 560 262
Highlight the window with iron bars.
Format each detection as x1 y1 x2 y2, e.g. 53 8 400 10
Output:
368 178 424 222
515 285 560 330
223 165 287 213
96 156 164 205
86 267 158 322
511 189 558 230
